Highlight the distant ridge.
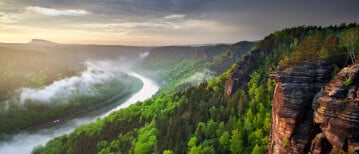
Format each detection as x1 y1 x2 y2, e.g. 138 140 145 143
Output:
28 39 57 44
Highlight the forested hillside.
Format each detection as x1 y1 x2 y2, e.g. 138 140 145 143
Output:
35 24 359 154
137 41 255 93
0 42 148 101
0 43 147 135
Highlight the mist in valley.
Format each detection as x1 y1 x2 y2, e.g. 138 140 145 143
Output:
0 44 160 153
1 0 358 153
19 60 129 105
181 69 215 84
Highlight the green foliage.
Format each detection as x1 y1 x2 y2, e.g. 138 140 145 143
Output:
259 25 357 68
187 135 215 154
35 135 67 154
31 145 44 154
38 67 274 153
162 150 173 154
288 32 323 64
0 75 142 134
229 129 243 154
348 148 358 154
339 27 359 55
35 48 273 154
219 131 230 150
138 42 255 94
331 146 342 154
331 65 340 79
279 55 290 67
251 144 265 154
282 136 290 147
37 24 359 154
134 120 158 154
343 77 352 86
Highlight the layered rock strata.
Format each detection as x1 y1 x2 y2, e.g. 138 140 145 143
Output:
225 49 268 95
270 61 359 153
269 61 334 153
313 63 359 152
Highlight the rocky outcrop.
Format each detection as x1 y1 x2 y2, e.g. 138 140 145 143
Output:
309 133 332 154
313 63 359 152
224 49 268 95
269 61 359 153
269 61 334 153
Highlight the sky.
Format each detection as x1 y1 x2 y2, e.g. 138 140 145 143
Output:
0 0 358 46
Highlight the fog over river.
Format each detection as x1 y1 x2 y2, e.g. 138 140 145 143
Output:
0 72 159 154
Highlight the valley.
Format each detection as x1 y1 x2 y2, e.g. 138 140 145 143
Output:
0 72 158 154
0 1 358 153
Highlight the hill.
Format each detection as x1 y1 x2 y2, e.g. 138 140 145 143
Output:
0 42 149 134
35 23 359 154
28 39 58 45
137 41 256 93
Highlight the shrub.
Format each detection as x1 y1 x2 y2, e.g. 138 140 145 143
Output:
343 77 352 86
282 137 290 147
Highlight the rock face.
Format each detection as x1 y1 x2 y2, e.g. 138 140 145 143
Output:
269 61 359 153
269 61 334 153
313 63 359 152
224 49 268 95
309 133 332 154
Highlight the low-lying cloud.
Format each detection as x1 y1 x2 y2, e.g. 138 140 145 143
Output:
140 52 149 59
20 60 126 104
26 6 89 16
164 14 186 20
182 69 215 84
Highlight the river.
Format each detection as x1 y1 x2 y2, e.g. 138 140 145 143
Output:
0 72 159 154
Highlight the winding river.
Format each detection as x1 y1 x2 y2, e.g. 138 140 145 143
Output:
0 72 159 154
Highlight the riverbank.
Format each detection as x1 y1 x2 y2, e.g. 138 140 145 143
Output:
23 75 144 135
0 72 159 154
0 74 143 137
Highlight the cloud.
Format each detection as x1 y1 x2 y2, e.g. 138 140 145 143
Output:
140 52 149 59
19 60 125 104
0 0 359 45
77 20 183 31
182 69 215 84
26 6 89 16
0 12 20 23
164 14 186 19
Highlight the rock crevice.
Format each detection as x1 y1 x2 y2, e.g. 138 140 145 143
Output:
269 61 334 154
269 61 359 153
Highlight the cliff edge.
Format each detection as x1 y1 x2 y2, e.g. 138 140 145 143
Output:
269 61 359 153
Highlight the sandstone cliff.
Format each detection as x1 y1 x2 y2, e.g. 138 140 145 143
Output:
269 61 359 153
224 49 268 95
313 62 359 153
269 61 334 153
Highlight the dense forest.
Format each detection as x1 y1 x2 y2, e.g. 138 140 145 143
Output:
137 41 255 93
36 23 359 153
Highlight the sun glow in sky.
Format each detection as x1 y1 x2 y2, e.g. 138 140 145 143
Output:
0 0 358 45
